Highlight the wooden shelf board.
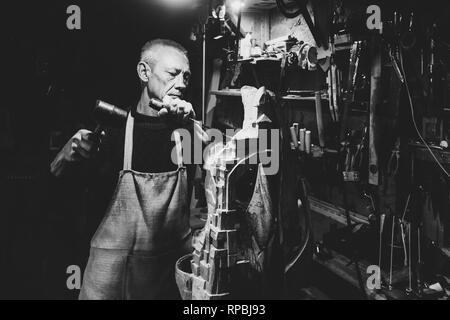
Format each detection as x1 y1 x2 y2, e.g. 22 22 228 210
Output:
210 89 242 97
210 90 329 101
282 95 328 102
310 196 369 225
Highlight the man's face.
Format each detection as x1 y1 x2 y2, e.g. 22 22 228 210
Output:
146 47 191 101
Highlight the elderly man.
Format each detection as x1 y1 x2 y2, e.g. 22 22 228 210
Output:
51 39 196 300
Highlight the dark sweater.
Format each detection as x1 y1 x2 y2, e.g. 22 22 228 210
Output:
107 108 180 173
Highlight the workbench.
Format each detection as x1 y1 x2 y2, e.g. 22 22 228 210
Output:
309 198 411 300
410 143 450 165
312 248 410 300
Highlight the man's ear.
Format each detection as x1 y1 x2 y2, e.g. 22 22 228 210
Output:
137 61 150 83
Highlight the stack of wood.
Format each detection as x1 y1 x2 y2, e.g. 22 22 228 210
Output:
191 163 243 300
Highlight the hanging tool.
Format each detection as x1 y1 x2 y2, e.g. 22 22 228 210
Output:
406 221 413 294
314 91 325 148
369 37 382 186
387 138 401 177
388 44 404 84
327 64 338 122
341 128 368 183
399 221 408 267
331 63 340 121
340 41 363 141
378 213 386 286
400 12 417 51
417 226 424 295
326 36 339 123
397 192 411 269
399 191 413 294
353 126 368 174
341 130 360 182
388 214 396 290
341 131 351 181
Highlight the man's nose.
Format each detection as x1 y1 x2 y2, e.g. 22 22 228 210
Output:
174 74 187 90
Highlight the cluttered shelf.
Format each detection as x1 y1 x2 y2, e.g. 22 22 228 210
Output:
309 199 413 300
409 142 450 165
308 196 401 300
310 195 450 300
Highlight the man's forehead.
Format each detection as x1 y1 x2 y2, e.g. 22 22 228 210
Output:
157 46 189 68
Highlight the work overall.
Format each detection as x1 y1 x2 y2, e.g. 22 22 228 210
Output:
79 113 191 300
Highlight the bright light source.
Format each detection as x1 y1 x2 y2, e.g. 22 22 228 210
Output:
160 0 196 9
212 4 226 20
230 0 244 13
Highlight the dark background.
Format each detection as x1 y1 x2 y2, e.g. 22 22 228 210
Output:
1 0 203 299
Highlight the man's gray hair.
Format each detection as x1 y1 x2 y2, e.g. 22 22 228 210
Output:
140 39 188 67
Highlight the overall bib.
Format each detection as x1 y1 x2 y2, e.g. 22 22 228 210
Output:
79 113 191 300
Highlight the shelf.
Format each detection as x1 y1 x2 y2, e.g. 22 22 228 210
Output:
251 57 281 64
210 89 329 102
310 196 369 226
282 95 328 102
409 143 450 165
210 89 242 97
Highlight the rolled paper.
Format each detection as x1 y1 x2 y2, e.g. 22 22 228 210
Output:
290 126 298 148
299 129 306 151
305 130 311 154
293 122 299 139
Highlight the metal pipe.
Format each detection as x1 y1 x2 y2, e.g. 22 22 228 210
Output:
236 8 242 60
202 23 207 123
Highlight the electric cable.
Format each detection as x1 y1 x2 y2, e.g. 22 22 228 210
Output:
284 195 311 274
398 47 450 179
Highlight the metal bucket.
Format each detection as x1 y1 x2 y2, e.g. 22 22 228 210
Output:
175 253 193 300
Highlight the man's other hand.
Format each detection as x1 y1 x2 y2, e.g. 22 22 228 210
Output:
50 129 103 177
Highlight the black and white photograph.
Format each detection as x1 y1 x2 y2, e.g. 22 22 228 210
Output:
1 0 450 304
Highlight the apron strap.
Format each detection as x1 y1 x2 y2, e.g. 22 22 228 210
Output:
123 112 134 170
172 130 184 169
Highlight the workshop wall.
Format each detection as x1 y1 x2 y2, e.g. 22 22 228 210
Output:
269 8 316 45
240 11 270 47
